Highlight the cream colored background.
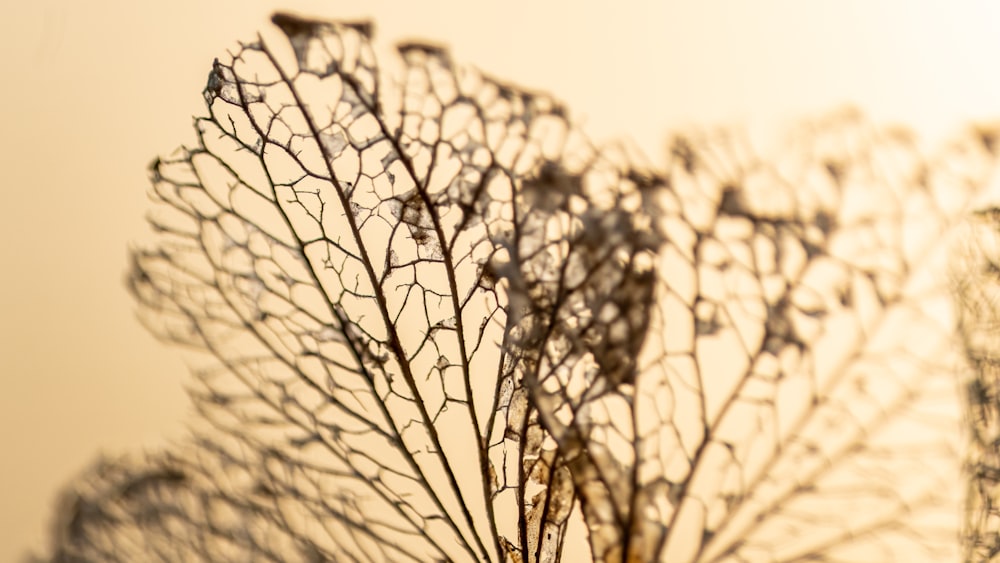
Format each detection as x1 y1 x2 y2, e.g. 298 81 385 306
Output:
3 1 1000 559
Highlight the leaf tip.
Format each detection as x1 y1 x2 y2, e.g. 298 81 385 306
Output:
271 11 327 38
271 12 374 39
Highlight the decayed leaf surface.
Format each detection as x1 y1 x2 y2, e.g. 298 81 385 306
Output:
637 120 1000 562
956 199 1000 561
37 14 1000 562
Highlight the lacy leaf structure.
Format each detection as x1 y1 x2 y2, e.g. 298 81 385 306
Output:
37 14 1000 563
956 204 1000 562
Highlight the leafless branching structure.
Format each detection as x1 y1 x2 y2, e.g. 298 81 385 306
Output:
36 14 1000 562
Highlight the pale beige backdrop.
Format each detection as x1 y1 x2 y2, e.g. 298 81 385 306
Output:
4 1 1000 560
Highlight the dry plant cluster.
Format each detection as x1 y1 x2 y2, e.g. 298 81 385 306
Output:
32 13 1000 562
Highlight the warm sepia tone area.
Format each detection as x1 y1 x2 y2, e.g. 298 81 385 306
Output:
6 1 1000 561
